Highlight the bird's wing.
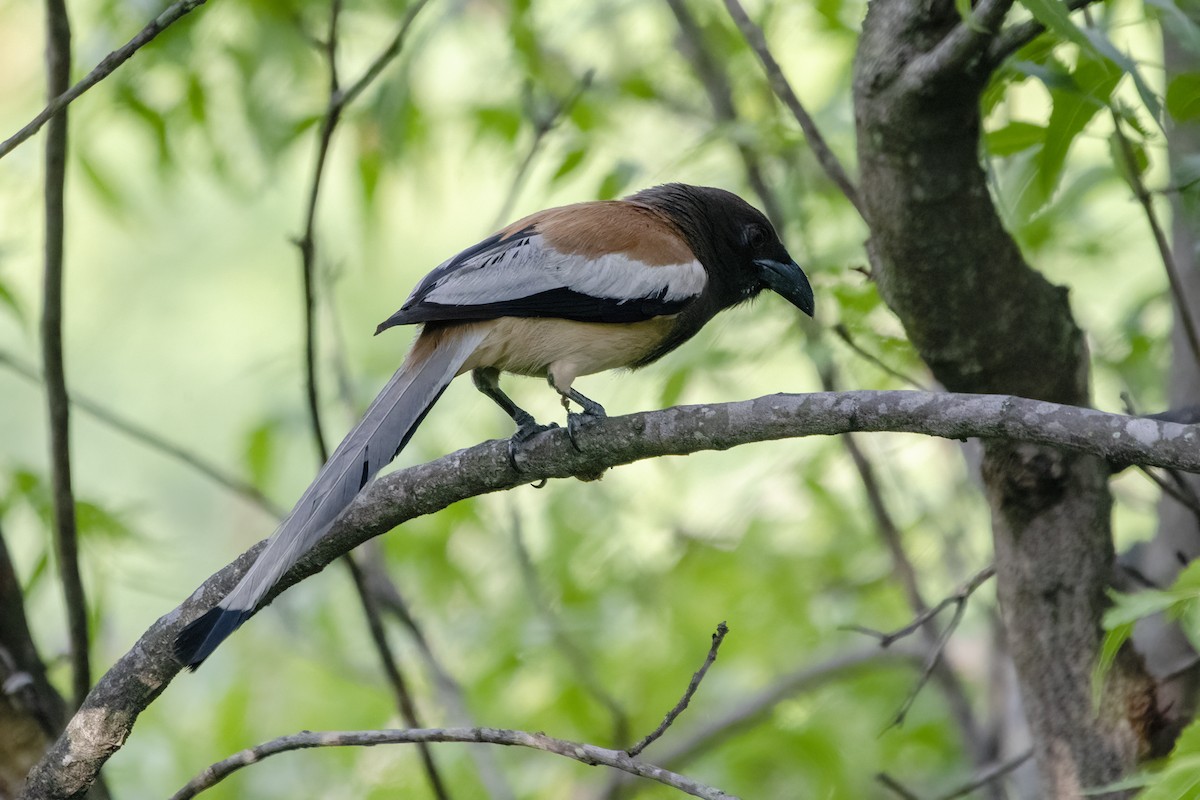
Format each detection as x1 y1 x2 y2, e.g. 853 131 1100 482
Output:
378 203 706 329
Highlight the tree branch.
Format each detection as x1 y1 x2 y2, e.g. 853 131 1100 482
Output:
41 0 89 711
598 644 923 800
0 0 209 161
627 622 728 757
293 2 448 796
721 0 865 219
1110 108 1200 369
19 389 1200 799
664 0 786 229
904 0 1015 86
343 554 450 799
986 0 1107 67
170 727 738 800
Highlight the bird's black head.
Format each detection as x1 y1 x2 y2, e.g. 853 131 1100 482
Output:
628 183 814 317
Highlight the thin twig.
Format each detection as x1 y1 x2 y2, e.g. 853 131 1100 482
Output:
818 364 992 780
0 349 281 517
293 0 343 462
596 645 924 798
847 565 996 649
1118 393 1200 527
41 0 90 711
0 0 209 160
492 71 594 230
511 515 630 745
832 325 928 391
721 0 865 219
293 0 432 460
877 772 923 800
938 749 1032 800
170 727 739 800
626 622 729 758
665 0 786 230
1110 110 1200 370
358 549 517 800
295 1 448 797
848 564 995 729
344 555 450 800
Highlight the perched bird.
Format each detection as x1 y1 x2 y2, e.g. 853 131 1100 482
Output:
175 183 814 668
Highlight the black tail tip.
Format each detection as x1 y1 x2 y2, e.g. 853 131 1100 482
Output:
174 606 251 671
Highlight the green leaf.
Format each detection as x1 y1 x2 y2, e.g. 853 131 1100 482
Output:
473 106 523 143
1093 619 1133 703
1172 154 1200 197
1016 51 1119 217
244 419 280 488
0 277 24 326
596 160 639 200
985 121 1046 155
1167 74 1200 121
1016 0 1163 129
551 147 586 183
1109 130 1149 186
1103 591 1179 629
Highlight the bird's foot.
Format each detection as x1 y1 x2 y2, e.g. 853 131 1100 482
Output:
566 406 606 452
507 420 559 472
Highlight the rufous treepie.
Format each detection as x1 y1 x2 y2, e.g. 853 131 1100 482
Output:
176 182 814 668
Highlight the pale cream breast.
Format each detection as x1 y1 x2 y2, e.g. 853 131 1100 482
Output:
460 316 677 392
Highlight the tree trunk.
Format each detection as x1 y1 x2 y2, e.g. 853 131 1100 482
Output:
852 1 1160 794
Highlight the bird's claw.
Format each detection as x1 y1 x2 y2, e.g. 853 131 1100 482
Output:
566 408 606 452
507 421 559 472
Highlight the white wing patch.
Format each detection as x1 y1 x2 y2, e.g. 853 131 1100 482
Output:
414 235 706 308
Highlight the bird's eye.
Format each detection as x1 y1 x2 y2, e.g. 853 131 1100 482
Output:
743 224 768 250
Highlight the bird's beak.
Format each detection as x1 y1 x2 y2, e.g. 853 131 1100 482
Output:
755 258 814 317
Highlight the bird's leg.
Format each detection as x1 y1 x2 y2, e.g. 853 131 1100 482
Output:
472 367 556 471
547 374 606 451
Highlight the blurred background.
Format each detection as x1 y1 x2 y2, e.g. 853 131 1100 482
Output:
0 0 1176 796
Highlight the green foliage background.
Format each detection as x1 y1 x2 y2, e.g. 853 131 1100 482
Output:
0 0 1190 796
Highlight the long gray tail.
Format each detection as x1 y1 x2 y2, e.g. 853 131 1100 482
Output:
175 325 488 668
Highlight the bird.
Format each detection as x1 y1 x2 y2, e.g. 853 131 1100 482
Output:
175 182 814 668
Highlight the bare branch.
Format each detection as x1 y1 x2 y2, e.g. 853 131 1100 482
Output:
627 622 729 758
359 553 516 800
664 0 786 229
601 645 922 797
293 0 433 461
832 325 928 391
0 0 209 161
1110 109 1200 370
938 749 1033 800
40 0 90 710
170 727 739 800
904 0 1015 85
358 549 517 800
847 564 995 728
848 565 995 649
721 0 865 219
877 772 922 800
294 2 448 796
21 390 1200 799
343 555 450 799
